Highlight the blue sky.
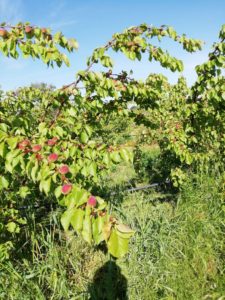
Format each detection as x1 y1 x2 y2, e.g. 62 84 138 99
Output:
0 0 224 90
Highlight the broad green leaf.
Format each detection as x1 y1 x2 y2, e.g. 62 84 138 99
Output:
54 186 62 198
80 131 89 143
0 142 7 157
92 216 106 244
0 176 9 190
39 177 51 195
71 208 85 232
6 137 19 149
64 187 89 208
19 186 30 198
107 228 130 258
115 224 135 239
120 148 132 162
61 209 74 231
6 222 18 233
31 161 39 182
81 206 92 244
87 161 97 177
110 151 121 163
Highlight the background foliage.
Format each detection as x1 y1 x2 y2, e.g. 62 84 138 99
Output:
0 21 224 299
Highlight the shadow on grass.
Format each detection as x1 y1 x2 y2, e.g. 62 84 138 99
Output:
89 260 128 300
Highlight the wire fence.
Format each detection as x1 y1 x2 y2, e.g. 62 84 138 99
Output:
110 182 160 195
17 182 162 211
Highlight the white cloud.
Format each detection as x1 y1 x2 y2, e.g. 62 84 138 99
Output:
0 0 23 23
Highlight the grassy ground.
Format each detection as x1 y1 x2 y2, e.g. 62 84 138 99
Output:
119 176 225 299
0 152 224 299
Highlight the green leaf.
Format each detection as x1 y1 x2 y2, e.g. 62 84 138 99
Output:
80 131 89 143
6 222 17 233
115 224 135 239
92 216 105 244
31 161 39 182
54 186 62 198
6 137 19 149
0 176 9 190
110 151 121 163
19 186 30 198
107 228 130 258
38 122 47 134
120 148 132 162
6 149 20 162
61 209 74 231
55 126 64 137
0 142 7 158
81 206 92 244
87 161 97 177
103 152 110 166
0 123 8 132
68 38 79 50
71 208 85 232
64 187 89 209
39 177 51 195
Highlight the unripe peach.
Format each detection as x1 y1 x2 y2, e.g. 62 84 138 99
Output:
18 139 30 150
0 29 8 38
48 153 58 162
32 144 42 152
59 165 69 175
62 184 72 195
47 137 58 146
130 28 142 34
25 26 33 33
41 28 47 34
87 196 97 207
127 41 135 47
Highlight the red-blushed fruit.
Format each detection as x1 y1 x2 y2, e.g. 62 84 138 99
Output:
62 184 72 195
47 137 58 146
25 26 33 33
48 153 58 162
0 29 8 38
41 28 47 34
32 144 42 152
59 165 70 175
17 139 30 150
87 195 97 207
18 144 24 150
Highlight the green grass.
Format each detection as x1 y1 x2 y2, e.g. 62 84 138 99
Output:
0 164 224 300
118 175 225 299
1 173 224 299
